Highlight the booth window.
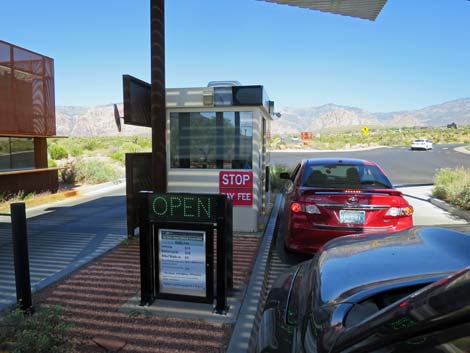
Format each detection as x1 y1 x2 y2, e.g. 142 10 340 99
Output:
0 137 35 171
170 111 253 169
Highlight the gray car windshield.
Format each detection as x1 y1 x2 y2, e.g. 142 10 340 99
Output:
301 164 392 189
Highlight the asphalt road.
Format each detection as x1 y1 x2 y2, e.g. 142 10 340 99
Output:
270 144 470 186
0 185 126 311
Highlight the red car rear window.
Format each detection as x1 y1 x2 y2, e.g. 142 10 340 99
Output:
301 164 392 189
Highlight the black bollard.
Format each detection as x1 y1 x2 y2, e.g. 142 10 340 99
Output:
11 202 33 313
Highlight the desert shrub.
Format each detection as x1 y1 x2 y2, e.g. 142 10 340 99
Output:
82 139 99 151
0 305 73 353
75 159 122 184
135 136 152 149
69 146 83 157
270 164 292 192
433 167 470 210
110 151 125 164
60 162 77 184
48 145 68 160
120 142 142 153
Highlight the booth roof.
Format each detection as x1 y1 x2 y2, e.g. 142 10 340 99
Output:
257 0 388 21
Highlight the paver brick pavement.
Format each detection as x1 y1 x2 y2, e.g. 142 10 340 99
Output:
33 235 260 353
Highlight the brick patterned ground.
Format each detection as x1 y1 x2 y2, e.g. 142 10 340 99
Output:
33 235 260 353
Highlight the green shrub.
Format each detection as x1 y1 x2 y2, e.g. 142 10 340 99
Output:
110 151 126 164
75 159 122 184
433 167 470 210
0 305 74 353
69 146 83 157
270 164 292 192
82 139 99 151
120 142 142 153
48 159 57 168
48 145 68 160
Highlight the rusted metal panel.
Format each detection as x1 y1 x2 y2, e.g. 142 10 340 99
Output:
0 169 59 196
0 40 56 137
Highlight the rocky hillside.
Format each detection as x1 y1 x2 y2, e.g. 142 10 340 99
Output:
272 98 470 135
56 98 470 136
56 104 150 136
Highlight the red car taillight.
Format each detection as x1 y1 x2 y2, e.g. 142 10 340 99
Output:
291 202 302 213
290 202 321 215
385 205 414 217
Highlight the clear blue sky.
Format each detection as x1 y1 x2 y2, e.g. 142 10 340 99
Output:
1 0 469 112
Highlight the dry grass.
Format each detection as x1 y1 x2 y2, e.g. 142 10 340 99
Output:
433 167 470 210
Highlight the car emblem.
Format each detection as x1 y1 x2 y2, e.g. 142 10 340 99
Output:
347 196 359 204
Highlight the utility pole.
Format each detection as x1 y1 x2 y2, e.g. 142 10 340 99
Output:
150 0 167 192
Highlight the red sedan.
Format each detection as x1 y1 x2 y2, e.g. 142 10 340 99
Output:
281 158 413 254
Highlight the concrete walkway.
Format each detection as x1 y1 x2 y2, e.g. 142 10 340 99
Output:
398 185 468 226
0 183 127 312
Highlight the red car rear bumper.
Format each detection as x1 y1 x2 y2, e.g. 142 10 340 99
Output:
286 219 413 254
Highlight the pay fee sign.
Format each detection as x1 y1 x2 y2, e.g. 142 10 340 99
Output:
219 171 253 206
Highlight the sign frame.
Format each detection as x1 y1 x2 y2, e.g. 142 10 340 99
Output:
139 191 232 313
153 222 214 303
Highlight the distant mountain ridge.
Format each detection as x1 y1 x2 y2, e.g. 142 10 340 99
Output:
272 98 470 135
56 98 470 136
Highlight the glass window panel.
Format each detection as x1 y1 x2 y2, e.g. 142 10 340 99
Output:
239 112 253 169
0 137 10 170
213 87 233 106
170 111 252 169
190 112 217 168
10 137 34 169
222 112 235 169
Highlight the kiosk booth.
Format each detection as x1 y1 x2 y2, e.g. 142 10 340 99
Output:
166 84 273 232
124 81 274 234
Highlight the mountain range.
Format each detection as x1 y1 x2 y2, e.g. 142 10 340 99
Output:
55 98 470 136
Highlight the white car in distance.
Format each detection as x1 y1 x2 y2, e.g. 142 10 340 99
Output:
411 138 433 150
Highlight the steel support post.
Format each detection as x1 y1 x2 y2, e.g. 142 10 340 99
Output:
150 0 167 192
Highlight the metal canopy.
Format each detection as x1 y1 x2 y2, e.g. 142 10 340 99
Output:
258 0 388 20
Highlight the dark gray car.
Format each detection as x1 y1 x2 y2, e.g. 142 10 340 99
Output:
256 226 470 353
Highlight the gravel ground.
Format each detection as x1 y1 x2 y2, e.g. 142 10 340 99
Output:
33 235 261 353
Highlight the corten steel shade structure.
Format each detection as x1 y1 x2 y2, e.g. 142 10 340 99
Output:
148 0 388 193
0 40 56 136
257 0 388 21
0 40 61 195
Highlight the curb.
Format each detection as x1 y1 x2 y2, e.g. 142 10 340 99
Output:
77 178 125 195
454 146 470 155
273 146 389 153
227 194 282 353
429 197 470 222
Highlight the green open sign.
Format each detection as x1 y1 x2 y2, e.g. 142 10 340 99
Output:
148 194 217 223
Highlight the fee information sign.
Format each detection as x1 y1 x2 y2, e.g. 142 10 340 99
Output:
158 229 207 297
